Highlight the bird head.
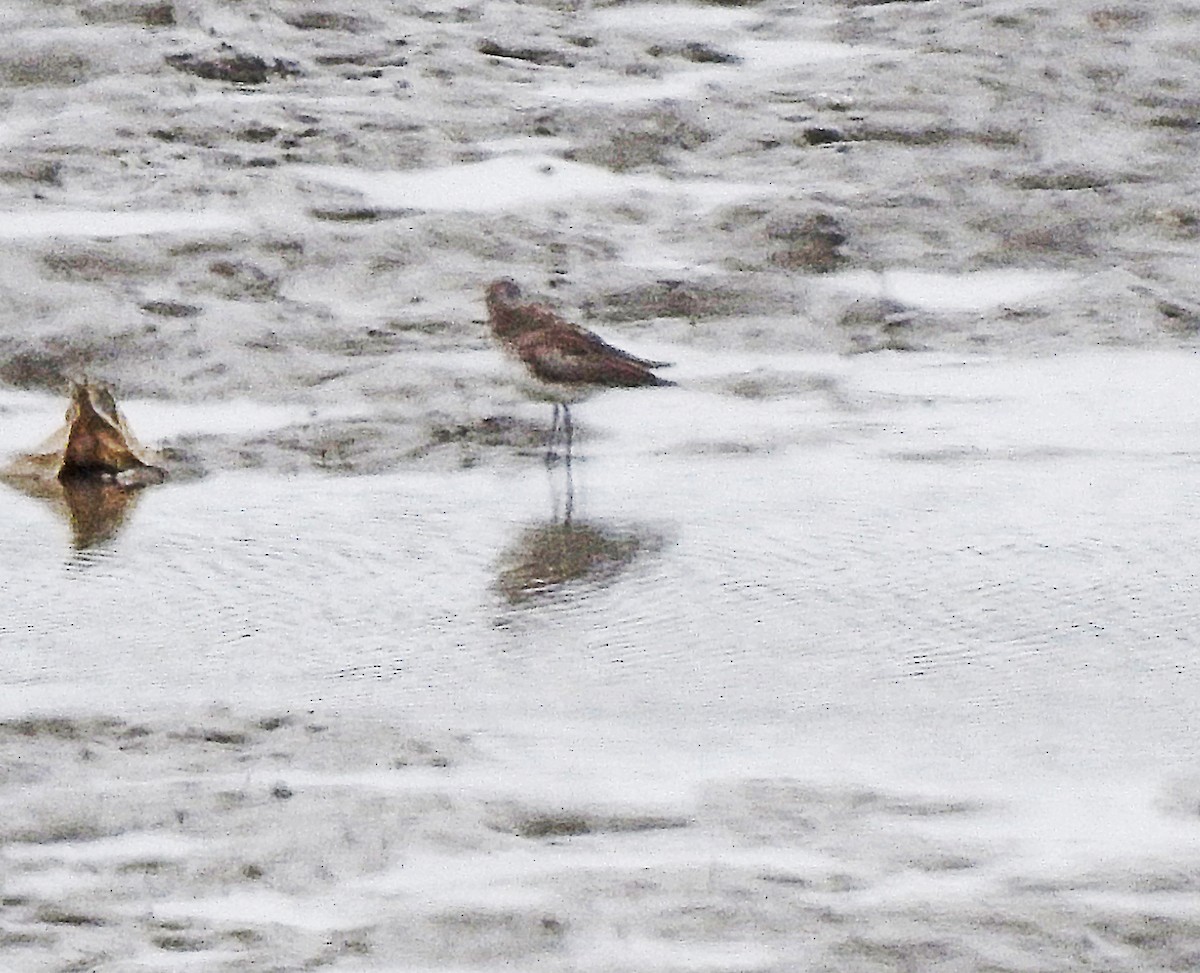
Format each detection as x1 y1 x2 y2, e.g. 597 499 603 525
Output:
486 278 523 310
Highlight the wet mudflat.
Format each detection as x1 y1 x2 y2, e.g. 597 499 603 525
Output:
3 0 1200 968
5 352 1200 971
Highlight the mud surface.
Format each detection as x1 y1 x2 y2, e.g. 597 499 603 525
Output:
3 1 1200 970
4 711 1200 973
0 0 1198 473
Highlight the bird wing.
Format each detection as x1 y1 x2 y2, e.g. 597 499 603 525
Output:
571 326 672 370
517 303 672 369
515 327 670 387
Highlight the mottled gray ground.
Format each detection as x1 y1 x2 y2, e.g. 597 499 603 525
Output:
5 713 1200 972
3 1 1200 970
2 0 1199 473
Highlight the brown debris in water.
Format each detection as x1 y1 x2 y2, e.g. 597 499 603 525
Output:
1 383 166 547
56 384 161 482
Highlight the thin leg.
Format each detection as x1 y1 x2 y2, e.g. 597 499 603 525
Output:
562 405 574 464
545 403 561 466
563 444 575 524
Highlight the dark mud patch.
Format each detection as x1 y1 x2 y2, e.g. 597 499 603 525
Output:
564 105 712 172
909 853 981 872
206 260 282 301
310 207 414 223
417 415 549 461
725 370 846 403
648 42 741 65
838 298 930 353
710 780 984 844
41 248 161 284
283 11 376 33
117 859 177 875
0 717 87 740
78 2 175 26
0 159 63 186
890 446 990 464
805 124 1024 149
327 324 446 355
171 727 251 747
314 52 408 73
833 936 963 969
677 439 769 457
140 300 203 319
0 930 55 947
478 39 575 68
759 870 870 893
429 909 567 962
1013 168 1125 192
491 807 691 839
236 126 280 143
165 51 302 85
594 279 753 323
766 212 850 273
1087 914 1200 966
35 908 107 927
0 51 93 87
1157 300 1200 335
389 738 456 770
153 933 208 951
154 415 430 480
9 817 130 845
252 417 417 474
0 716 130 741
710 203 855 275
991 217 1100 261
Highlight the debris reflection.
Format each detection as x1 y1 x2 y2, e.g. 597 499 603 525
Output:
1 383 167 548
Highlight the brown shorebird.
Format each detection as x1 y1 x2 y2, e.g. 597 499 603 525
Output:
485 278 673 460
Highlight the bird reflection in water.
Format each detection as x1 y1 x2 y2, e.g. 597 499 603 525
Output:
1 382 167 549
494 446 664 607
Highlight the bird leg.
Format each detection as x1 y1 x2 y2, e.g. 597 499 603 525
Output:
562 405 574 465
563 421 575 524
545 403 561 466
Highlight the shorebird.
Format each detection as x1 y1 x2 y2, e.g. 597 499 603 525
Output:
485 278 673 459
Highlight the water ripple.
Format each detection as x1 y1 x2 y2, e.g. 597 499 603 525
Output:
3 353 1200 780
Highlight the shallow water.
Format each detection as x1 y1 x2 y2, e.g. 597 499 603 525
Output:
4 351 1199 812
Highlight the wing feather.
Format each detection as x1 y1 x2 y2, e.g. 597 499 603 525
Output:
488 286 672 369
515 328 673 387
